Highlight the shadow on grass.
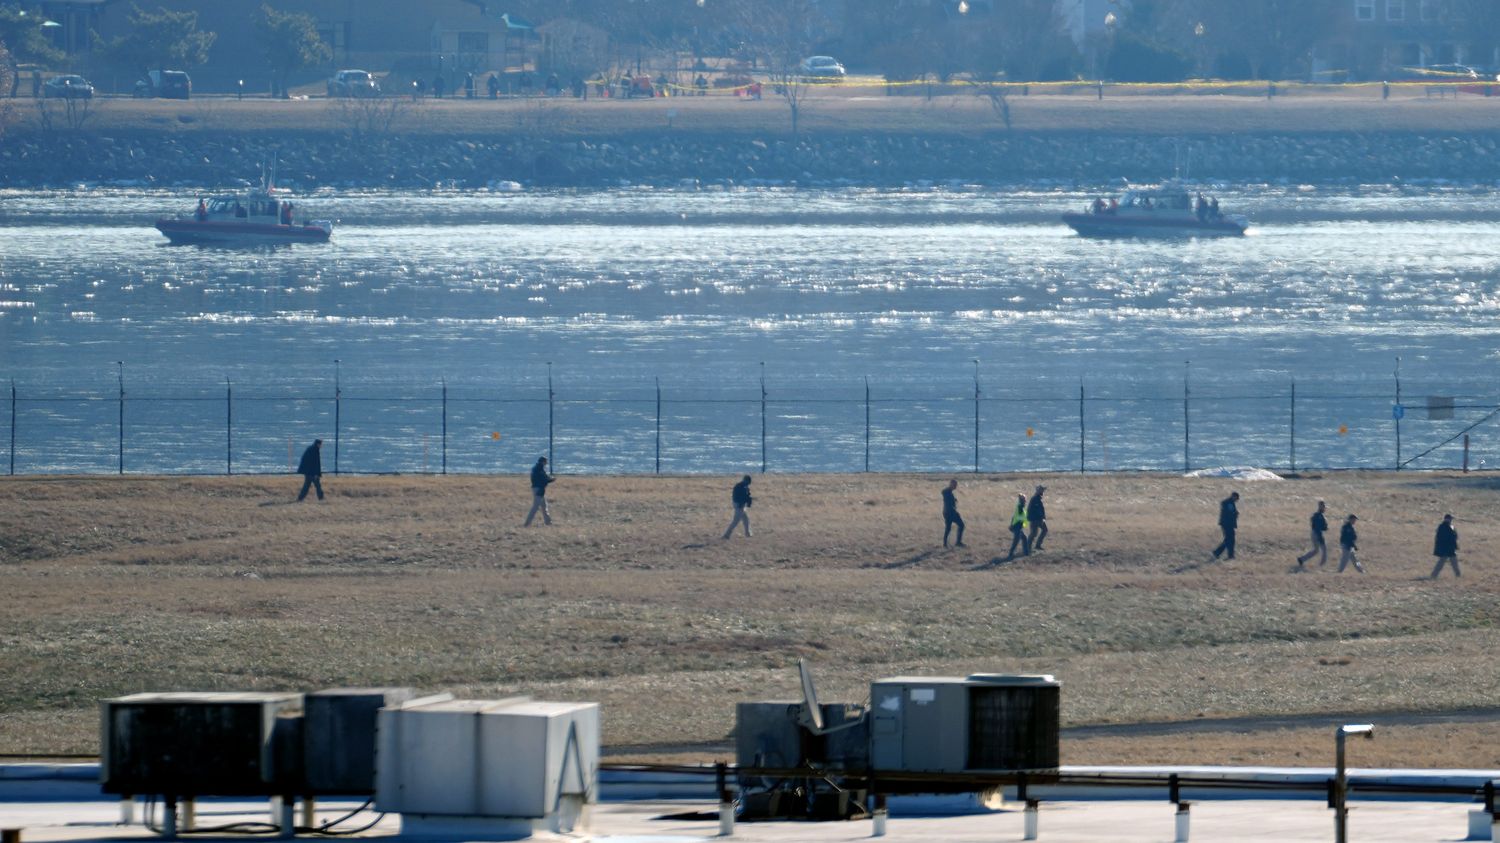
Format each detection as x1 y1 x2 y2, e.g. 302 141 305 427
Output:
1169 556 1225 574
868 548 940 569
968 556 1019 571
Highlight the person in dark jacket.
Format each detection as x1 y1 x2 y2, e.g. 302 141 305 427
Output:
1211 491 1239 560
942 479 964 548
1337 514 1364 573
1296 500 1329 569
296 439 323 501
723 475 753 539
524 456 554 526
1026 485 1048 551
1431 514 1460 578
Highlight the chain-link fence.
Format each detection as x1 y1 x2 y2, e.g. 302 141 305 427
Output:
2 375 1495 476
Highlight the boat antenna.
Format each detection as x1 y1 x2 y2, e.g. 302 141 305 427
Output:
1173 140 1182 180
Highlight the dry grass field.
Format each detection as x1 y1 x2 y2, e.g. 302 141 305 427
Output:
14 85 1500 137
2 471 1498 769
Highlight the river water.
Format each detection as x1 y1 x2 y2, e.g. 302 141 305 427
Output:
3 184 1500 475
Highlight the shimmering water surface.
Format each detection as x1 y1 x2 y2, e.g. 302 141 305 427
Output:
4 184 1500 474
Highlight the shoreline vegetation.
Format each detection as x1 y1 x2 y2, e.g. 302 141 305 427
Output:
5 92 1500 187
2 471 1498 768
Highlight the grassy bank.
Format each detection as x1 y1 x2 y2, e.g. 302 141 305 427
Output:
11 88 1500 137
2 471 1498 767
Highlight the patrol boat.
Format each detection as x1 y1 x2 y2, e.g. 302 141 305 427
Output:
1063 182 1248 238
154 164 332 245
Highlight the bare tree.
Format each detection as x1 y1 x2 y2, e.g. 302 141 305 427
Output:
33 92 101 132
329 91 414 137
737 0 828 134
955 0 1071 129
1198 0 1339 80
0 41 13 137
1447 0 1500 66
537 18 611 84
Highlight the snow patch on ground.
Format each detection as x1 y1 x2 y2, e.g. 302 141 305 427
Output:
1184 466 1285 481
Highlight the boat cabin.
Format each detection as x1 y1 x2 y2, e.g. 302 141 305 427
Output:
197 192 295 224
1119 187 1192 211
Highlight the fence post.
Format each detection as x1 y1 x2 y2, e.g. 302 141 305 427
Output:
1183 360 1190 472
116 361 124 475
333 359 341 476
1079 381 1086 473
760 362 767 474
1394 356 1402 470
441 378 447 476
655 377 661 475
972 359 980 473
1289 378 1296 472
226 378 233 476
864 375 871 473
547 362 555 470
9 379 15 476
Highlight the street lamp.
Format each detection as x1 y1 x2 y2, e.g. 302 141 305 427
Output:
1193 22 1206 79
1095 11 1118 97
237 79 244 100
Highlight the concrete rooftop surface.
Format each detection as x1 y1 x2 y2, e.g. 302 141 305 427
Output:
0 797 1493 843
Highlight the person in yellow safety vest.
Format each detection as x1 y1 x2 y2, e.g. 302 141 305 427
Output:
1005 493 1031 560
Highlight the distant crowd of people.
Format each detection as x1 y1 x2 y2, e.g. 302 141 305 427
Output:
1219 491 1461 579
407 70 755 102
290 440 1468 579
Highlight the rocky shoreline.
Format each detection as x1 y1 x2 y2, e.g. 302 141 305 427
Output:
4 129 1500 188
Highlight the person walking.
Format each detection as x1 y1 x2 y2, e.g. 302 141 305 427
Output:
1027 485 1048 551
1212 491 1239 560
523 456 554 526
942 479 965 548
1295 500 1329 569
722 475 753 539
296 439 324 501
1431 514 1460 578
1337 514 1364 573
1005 493 1031 560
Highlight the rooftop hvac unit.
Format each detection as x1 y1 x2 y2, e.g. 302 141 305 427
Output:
100 692 302 797
869 674 1059 776
734 661 870 820
375 696 599 839
303 687 415 795
734 700 868 771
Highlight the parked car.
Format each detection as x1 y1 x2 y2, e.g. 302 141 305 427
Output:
328 69 380 98
799 56 846 77
42 74 94 99
133 70 191 99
